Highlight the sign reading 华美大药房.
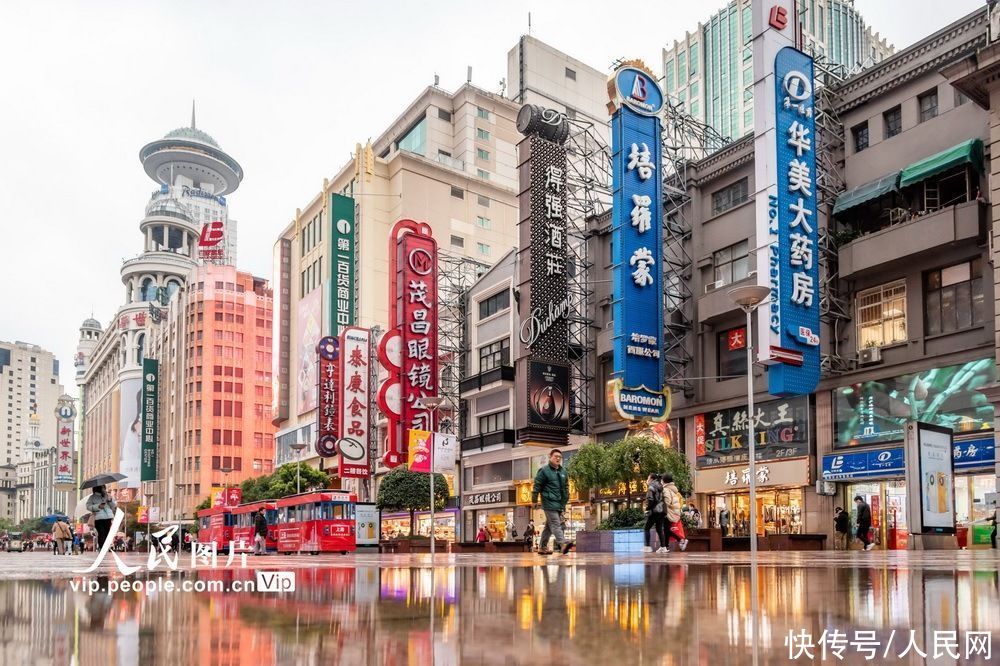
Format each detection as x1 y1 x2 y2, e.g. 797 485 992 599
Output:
140 359 158 482
609 62 669 422
329 194 357 336
694 396 809 469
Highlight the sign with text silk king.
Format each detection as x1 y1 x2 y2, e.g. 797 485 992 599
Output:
608 62 669 422
514 103 571 447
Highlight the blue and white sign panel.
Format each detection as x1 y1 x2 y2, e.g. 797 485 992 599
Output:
952 437 995 470
610 65 669 422
767 47 821 397
822 447 904 481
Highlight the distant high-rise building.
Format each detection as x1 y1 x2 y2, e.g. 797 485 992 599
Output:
662 0 894 140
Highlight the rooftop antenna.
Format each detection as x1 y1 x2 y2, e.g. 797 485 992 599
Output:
528 12 532 35
434 73 440 87
467 66 472 83
191 100 196 129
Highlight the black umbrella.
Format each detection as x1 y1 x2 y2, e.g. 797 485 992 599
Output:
80 473 127 490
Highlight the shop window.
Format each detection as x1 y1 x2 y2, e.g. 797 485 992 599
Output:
711 177 749 215
852 121 868 152
472 460 512 484
478 411 509 434
918 88 938 123
478 289 510 319
712 239 750 286
478 338 510 372
924 258 984 336
717 327 748 380
883 106 901 139
855 280 906 350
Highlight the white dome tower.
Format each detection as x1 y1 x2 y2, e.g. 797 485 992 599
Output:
75 317 102 384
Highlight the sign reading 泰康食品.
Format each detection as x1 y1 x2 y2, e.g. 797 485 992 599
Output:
140 359 159 482
608 62 669 422
694 396 809 469
329 194 357 336
339 327 371 478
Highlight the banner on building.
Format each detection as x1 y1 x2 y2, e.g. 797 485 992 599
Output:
514 104 572 447
378 220 438 468
119 378 142 489
339 327 371 478
198 221 226 262
608 62 670 422
433 433 457 474
316 336 340 457
53 396 76 488
329 194 357 336
213 487 243 508
694 396 810 469
407 429 432 473
140 358 159 482
272 238 292 423
298 286 323 415
751 0 820 397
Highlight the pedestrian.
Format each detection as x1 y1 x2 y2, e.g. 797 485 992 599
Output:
85 485 117 551
833 507 851 550
73 533 82 555
476 526 490 543
253 507 269 555
719 507 730 537
688 503 703 528
643 473 667 553
532 449 572 555
524 519 536 550
854 495 874 551
661 474 687 551
52 518 72 556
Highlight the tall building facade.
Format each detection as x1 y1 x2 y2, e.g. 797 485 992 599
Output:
663 0 893 141
80 114 243 500
148 264 275 519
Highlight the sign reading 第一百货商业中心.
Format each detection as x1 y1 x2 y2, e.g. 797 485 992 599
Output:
329 194 357 336
609 62 669 422
140 359 159 482
751 0 820 398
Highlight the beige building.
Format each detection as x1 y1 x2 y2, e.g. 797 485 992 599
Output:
272 82 522 487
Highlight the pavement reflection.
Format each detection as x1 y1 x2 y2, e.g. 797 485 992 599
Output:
0 553 997 665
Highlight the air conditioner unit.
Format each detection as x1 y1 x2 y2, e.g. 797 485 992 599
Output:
704 280 724 293
858 347 882 365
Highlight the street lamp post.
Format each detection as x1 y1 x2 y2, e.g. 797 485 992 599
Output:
727 284 770 666
220 466 233 505
289 443 308 495
422 396 445 560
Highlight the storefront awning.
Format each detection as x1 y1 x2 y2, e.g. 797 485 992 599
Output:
898 138 984 188
832 172 899 216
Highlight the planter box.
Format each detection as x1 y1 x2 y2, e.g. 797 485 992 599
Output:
576 529 645 553
380 539 448 554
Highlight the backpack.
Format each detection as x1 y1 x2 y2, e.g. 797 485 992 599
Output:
652 483 665 514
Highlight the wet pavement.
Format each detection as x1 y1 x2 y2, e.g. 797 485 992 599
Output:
0 550 997 665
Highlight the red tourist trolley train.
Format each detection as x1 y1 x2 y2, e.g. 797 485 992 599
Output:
197 492 357 555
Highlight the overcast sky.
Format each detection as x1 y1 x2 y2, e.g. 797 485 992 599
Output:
0 0 984 390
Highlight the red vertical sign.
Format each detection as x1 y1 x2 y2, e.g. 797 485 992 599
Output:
379 220 438 468
316 336 340 457
339 327 371 478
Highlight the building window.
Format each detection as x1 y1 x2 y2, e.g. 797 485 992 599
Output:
883 106 901 138
478 289 510 319
918 89 938 123
565 67 576 80
398 116 427 155
955 89 970 107
450 186 464 199
476 148 490 160
477 107 490 120
476 169 490 180
476 242 491 255
477 194 490 207
479 338 510 372
478 411 509 435
450 234 465 248
856 280 907 350
852 122 869 152
476 128 490 141
141 278 158 302
711 177 749 215
713 240 750 287
717 327 748 380
476 216 491 229
437 108 451 121
925 259 984 336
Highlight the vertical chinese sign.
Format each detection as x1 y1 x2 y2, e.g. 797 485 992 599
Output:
316 336 340 457
329 193 357 336
339 327 371 478
608 62 670 422
140 359 159 482
751 0 820 397
272 238 291 424
378 221 438 467
514 104 572 447
53 396 76 488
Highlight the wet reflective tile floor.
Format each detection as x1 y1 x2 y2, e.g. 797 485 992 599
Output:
0 551 997 665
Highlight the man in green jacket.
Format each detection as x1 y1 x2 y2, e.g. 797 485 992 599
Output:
532 449 571 555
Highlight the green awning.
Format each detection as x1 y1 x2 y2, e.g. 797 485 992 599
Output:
899 138 984 188
832 172 899 216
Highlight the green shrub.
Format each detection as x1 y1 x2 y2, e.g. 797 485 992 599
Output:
597 507 646 531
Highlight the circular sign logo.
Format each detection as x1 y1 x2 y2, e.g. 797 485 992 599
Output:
782 69 812 101
877 451 891 463
317 434 338 457
614 66 664 117
408 247 433 276
336 218 351 234
55 403 76 420
317 336 339 361
338 437 365 461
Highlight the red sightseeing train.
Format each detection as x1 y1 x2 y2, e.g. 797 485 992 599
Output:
274 491 358 555
231 501 279 553
196 505 234 552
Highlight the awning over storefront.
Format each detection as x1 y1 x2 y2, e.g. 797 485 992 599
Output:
898 138 984 188
832 172 899 216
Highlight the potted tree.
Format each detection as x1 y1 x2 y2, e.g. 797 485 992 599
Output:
375 467 449 553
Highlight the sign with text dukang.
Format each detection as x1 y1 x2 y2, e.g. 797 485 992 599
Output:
608 61 669 422
752 0 820 397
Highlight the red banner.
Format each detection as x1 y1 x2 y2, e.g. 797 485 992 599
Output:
380 220 438 468
316 336 340 457
339 327 371 478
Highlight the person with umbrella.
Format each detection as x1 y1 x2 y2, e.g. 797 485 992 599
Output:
85 485 117 550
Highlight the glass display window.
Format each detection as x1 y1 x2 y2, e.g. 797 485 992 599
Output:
712 488 804 536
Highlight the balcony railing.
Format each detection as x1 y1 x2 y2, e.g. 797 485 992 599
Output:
458 365 515 394
460 429 516 452
436 153 466 172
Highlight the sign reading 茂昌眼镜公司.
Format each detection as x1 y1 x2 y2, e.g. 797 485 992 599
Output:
329 194 357 336
608 62 669 422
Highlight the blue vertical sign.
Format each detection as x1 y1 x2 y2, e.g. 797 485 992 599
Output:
610 64 670 422
768 47 820 397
